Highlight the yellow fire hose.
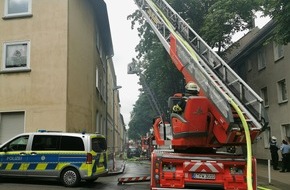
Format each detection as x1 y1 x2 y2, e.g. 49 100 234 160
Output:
229 98 253 190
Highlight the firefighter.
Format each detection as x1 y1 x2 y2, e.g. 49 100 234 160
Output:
172 81 199 113
270 136 279 170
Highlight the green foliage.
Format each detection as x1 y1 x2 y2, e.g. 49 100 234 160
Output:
262 0 290 44
201 0 261 51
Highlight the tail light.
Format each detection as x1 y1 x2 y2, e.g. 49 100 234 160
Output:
86 153 93 164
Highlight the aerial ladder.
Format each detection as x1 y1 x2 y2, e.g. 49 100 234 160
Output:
134 0 268 145
133 0 269 190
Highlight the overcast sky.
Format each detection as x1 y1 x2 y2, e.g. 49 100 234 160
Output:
105 0 271 127
105 0 140 127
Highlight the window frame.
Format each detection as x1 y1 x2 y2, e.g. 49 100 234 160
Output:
257 48 266 71
3 0 32 19
277 79 288 104
273 42 284 62
260 87 269 107
2 40 31 73
281 124 290 141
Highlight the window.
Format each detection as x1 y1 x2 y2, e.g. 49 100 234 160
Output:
32 135 60 151
257 48 266 70
60 136 84 151
281 124 290 141
0 135 29 151
4 0 32 18
277 79 288 103
273 43 284 61
260 87 269 107
92 137 107 152
2 41 30 72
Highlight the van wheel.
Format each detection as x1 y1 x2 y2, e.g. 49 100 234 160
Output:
60 167 81 187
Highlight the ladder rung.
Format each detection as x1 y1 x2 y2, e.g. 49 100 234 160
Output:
201 49 208 55
190 36 197 43
245 99 258 106
213 64 222 70
227 79 239 86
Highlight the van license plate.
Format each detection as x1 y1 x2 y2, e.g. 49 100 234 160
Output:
192 173 215 180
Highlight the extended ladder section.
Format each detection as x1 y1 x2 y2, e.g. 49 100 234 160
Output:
134 0 268 142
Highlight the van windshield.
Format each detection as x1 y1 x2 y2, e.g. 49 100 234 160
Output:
92 138 107 152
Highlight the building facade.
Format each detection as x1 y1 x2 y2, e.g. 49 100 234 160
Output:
226 20 290 160
0 0 125 152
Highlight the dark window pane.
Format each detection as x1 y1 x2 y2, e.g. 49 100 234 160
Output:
60 136 84 151
92 138 107 152
32 135 60 151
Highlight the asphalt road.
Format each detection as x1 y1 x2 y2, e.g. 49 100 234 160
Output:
0 161 151 190
1 160 285 190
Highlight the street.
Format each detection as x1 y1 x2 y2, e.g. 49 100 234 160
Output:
0 161 150 190
0 160 287 190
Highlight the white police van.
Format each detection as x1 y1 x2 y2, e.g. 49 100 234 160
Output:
0 131 108 187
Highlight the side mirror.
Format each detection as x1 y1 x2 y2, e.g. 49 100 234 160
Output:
0 146 8 152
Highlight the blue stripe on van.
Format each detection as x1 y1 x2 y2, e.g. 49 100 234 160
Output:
27 163 37 170
46 163 58 170
11 163 21 170
59 155 87 162
0 164 7 170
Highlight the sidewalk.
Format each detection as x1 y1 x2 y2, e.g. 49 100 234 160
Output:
107 154 126 175
257 160 290 190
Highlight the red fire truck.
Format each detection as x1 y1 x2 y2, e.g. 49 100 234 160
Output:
133 0 268 189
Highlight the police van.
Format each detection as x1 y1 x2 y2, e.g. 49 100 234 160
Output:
0 131 108 187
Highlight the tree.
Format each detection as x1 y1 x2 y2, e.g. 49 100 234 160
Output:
201 0 261 52
262 0 290 44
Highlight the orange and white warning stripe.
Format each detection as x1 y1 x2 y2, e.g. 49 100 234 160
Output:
118 176 151 184
183 161 224 173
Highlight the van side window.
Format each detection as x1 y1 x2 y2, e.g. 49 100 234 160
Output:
92 138 107 152
32 135 60 150
3 135 29 151
60 136 84 151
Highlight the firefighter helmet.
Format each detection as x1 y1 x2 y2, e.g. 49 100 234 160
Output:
185 81 198 91
185 81 199 95
271 136 277 141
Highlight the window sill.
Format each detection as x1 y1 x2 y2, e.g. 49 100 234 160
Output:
258 67 266 72
0 68 31 74
2 14 33 20
274 56 284 63
278 100 288 105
